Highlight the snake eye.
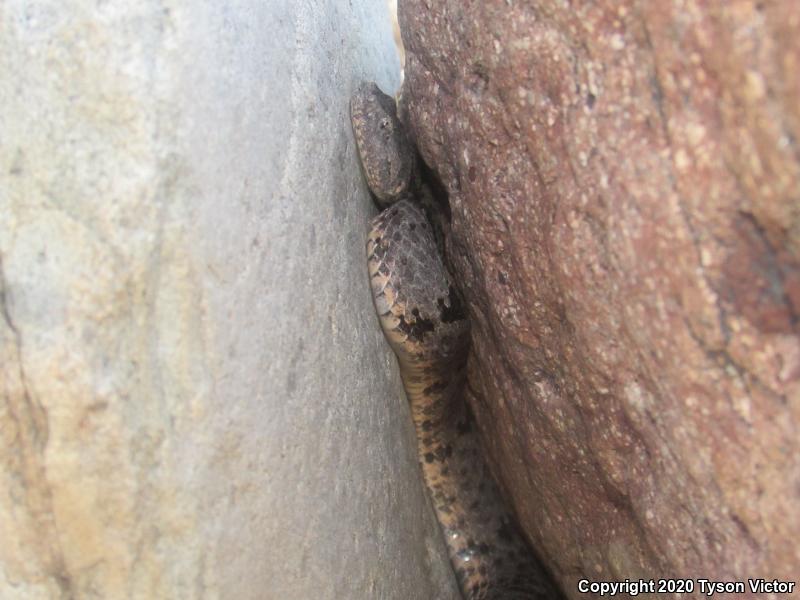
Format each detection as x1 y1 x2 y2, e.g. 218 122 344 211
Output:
380 117 391 130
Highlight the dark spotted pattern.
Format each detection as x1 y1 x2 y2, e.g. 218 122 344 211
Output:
352 82 561 600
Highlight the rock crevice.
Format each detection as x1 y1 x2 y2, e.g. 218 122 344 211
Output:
397 0 800 594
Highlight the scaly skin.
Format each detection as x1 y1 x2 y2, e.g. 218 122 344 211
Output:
352 82 561 600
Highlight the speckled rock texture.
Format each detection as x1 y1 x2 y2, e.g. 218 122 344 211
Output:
397 0 800 595
0 1 460 599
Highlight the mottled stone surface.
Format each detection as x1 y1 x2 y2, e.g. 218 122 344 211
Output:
0 1 459 599
397 0 800 595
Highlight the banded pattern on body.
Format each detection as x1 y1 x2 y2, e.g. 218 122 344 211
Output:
353 82 560 600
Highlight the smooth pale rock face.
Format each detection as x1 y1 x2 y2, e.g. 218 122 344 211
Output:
397 0 800 596
0 1 459 599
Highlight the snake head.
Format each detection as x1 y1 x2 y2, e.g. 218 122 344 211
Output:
350 82 417 207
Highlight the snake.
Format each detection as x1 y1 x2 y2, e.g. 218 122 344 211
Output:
350 82 562 600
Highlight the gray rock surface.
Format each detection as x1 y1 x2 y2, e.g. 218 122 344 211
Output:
0 1 458 598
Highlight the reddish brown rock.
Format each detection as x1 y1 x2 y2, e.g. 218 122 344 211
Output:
397 0 800 595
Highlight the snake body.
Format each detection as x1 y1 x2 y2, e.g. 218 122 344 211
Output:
351 83 559 600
